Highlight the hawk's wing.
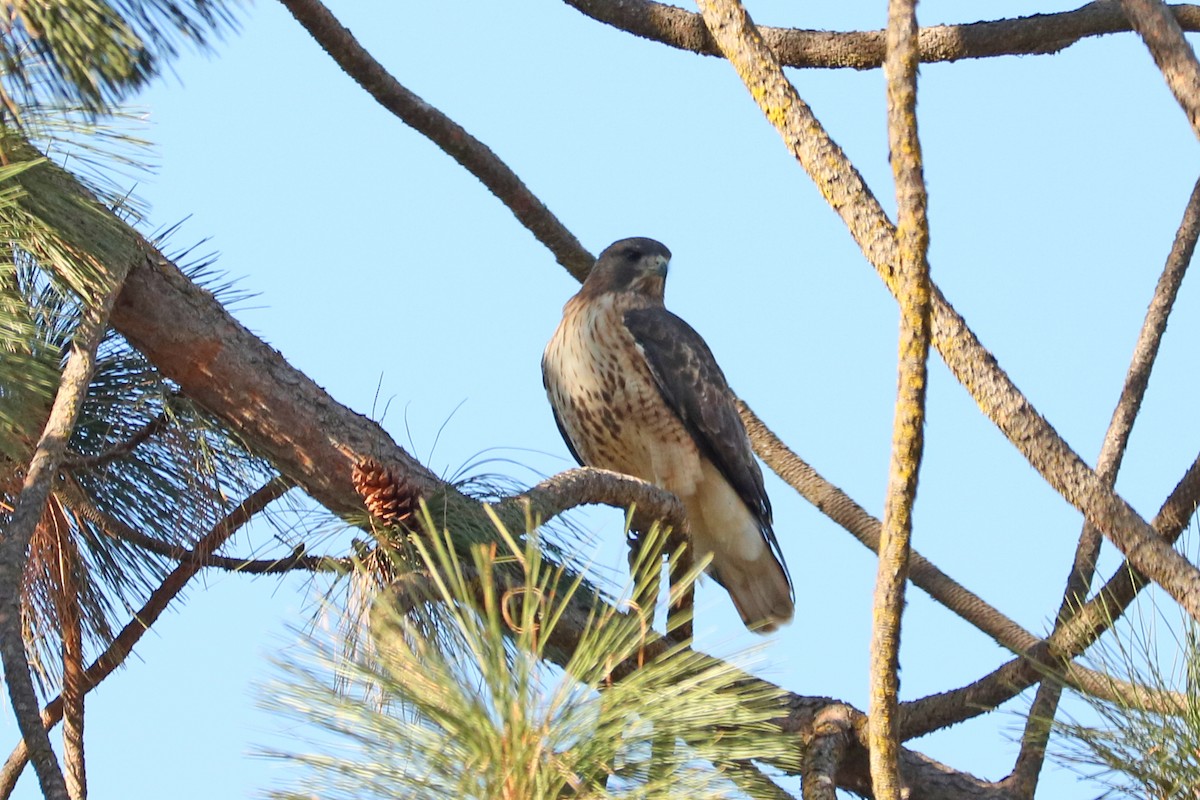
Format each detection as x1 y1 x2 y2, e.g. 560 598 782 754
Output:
623 308 787 571
541 359 585 467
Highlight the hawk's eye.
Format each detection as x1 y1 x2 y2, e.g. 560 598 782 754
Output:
626 250 642 261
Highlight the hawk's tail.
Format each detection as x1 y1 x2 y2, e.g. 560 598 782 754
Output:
715 552 794 634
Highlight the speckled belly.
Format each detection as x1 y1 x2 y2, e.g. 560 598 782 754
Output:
545 299 702 495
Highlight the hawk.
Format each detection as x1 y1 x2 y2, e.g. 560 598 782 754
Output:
542 237 793 632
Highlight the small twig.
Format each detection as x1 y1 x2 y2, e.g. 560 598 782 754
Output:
1121 0 1200 139
1008 172 1200 794
0 265 128 800
59 408 171 470
0 477 291 798
57 474 347 575
276 0 593 278
563 0 1200 70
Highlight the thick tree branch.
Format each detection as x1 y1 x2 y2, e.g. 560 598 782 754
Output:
564 0 1200 70
0 478 291 799
1009 172 1200 794
683 0 1200 624
276 0 593 278
1121 0 1200 139
0 260 129 800
801 704 854 800
867 0 931 794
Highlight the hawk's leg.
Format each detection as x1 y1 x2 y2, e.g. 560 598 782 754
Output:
666 526 694 643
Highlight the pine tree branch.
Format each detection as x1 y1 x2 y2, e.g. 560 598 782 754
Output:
866 0 931 795
1008 172 1200 795
0 477 291 799
678 0 1200 625
103 229 1015 795
275 0 593 279
0 266 127 800
1121 0 1200 139
563 0 1200 69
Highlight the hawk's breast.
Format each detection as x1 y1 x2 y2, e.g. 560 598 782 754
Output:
543 294 702 496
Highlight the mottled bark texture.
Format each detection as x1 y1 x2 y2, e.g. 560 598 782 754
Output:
867 0 932 795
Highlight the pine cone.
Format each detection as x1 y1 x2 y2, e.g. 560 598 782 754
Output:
353 458 421 526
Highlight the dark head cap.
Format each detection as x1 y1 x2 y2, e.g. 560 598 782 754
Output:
581 237 672 299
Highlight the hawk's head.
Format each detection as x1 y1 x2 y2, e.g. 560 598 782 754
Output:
581 237 671 301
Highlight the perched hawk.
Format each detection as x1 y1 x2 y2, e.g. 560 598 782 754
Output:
542 237 794 632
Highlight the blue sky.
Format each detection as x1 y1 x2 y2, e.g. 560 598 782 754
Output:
6 1 1200 797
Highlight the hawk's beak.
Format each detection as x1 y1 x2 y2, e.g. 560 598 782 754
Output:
653 256 669 278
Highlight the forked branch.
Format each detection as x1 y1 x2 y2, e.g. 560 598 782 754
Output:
1120 0 1200 139
898 452 1200 740
1009 173 1200 794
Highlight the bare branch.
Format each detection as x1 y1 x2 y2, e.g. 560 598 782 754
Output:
0 478 291 798
865 0 933 795
563 0 1200 70
748 405 1179 721
53 473 346 576
276 0 593 278
680 0 1200 623
898 452 1200 739
1121 0 1200 138
0 260 129 800
501 466 687 532
1010 173 1200 794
